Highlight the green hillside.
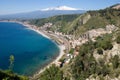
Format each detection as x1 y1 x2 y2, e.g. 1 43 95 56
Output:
0 70 28 80
31 4 120 80
38 30 120 80
30 14 80 32
30 6 120 37
1 4 120 80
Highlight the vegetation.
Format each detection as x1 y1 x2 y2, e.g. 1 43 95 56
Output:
94 34 113 50
1 4 119 80
71 39 120 79
116 35 120 44
0 55 28 80
30 14 81 33
71 42 96 80
39 64 64 80
30 6 120 37
38 30 120 79
111 55 120 69
97 48 103 55
0 70 28 80
9 55 15 70
37 4 120 80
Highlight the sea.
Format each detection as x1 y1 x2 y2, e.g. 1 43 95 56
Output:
0 22 59 76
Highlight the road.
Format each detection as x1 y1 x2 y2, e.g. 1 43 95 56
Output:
43 31 71 54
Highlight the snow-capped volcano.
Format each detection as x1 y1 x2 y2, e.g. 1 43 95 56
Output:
0 6 85 19
41 6 78 11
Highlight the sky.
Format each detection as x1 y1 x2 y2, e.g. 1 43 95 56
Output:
0 0 120 15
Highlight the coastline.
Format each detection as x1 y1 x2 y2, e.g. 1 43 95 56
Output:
30 45 65 79
23 22 66 79
0 21 66 79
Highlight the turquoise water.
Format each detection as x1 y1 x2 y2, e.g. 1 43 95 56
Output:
0 22 59 76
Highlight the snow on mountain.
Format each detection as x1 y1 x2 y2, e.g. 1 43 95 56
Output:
0 6 85 19
41 6 78 11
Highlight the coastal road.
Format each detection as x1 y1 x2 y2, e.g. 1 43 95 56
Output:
30 30 71 80
44 31 71 54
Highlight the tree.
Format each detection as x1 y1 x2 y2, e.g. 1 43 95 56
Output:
112 55 120 69
95 34 113 50
97 48 103 55
39 64 63 80
9 55 15 71
101 41 113 50
0 55 28 80
116 35 120 44
0 69 28 80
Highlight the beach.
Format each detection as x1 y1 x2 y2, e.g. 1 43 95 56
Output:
0 20 67 79
30 45 65 80
21 22 66 79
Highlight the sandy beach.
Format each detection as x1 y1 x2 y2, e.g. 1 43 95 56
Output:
21 22 66 79
23 24 50 39
30 45 65 80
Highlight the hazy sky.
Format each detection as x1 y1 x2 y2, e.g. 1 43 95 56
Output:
0 0 119 15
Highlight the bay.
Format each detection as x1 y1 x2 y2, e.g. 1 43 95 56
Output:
0 22 59 76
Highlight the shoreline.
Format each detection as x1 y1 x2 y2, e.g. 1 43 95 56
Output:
22 22 66 79
0 21 66 79
31 45 65 79
0 21 50 39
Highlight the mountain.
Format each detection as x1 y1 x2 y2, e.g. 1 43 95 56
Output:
31 4 120 80
112 4 120 9
41 6 78 11
31 4 120 36
0 4 120 80
0 6 85 20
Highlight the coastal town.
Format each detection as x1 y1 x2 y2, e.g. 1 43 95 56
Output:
21 21 118 69
0 1 120 80
0 18 119 80
1 19 118 68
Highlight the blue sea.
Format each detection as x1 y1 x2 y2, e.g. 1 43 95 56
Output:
0 22 59 76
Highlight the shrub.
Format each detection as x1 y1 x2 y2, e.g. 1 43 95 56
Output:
116 35 120 44
101 41 113 50
97 48 103 55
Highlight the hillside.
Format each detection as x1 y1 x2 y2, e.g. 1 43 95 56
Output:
30 4 120 80
30 5 120 37
0 70 28 80
30 14 81 31
0 4 120 80
38 28 120 80
111 4 120 9
0 10 85 19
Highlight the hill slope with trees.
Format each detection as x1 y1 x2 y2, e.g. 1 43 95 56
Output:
33 4 120 80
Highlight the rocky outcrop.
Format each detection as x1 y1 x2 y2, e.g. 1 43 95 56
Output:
70 24 117 48
79 13 91 25
93 43 120 62
112 4 120 9
108 43 120 58
106 24 118 32
86 75 120 80
80 24 117 40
